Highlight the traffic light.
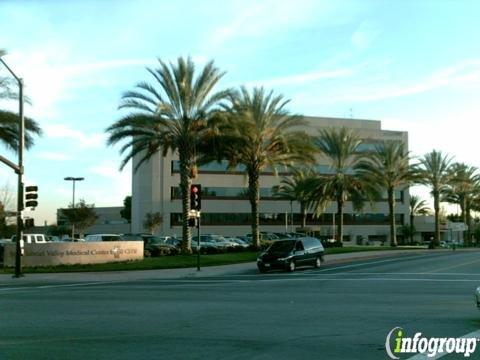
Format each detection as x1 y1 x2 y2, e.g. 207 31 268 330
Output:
24 218 35 229
25 185 38 208
190 184 201 210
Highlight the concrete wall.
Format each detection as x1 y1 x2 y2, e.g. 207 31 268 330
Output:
3 241 143 267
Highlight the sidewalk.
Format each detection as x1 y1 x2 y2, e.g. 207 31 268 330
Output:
0 248 455 285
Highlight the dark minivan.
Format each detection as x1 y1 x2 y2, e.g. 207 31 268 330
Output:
257 237 325 273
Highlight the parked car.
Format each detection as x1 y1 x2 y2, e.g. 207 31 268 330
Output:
286 232 306 239
205 234 239 249
165 238 182 248
246 232 281 241
257 237 325 273
143 236 178 257
0 238 12 261
11 234 48 244
191 235 222 249
120 233 151 241
225 237 250 248
236 235 252 244
273 232 294 240
61 237 86 242
85 234 121 242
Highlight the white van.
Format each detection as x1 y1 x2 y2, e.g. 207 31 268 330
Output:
85 234 121 242
11 234 48 244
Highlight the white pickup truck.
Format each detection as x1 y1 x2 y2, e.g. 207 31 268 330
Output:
11 234 48 244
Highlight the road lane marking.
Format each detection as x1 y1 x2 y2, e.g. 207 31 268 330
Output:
428 258 480 273
406 329 480 360
0 280 125 292
334 272 480 276
314 254 451 273
2 276 479 293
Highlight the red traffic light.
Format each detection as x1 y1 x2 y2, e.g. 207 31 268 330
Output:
190 184 202 210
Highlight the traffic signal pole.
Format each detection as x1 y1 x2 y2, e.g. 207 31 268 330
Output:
0 56 25 278
197 215 201 271
15 78 24 278
190 184 202 271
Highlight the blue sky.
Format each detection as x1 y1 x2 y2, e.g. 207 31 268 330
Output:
1 0 480 224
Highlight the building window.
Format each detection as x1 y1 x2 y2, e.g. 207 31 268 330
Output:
170 186 282 200
170 212 403 226
355 141 385 153
171 160 289 176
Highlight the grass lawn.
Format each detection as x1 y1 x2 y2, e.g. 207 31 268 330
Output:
0 251 260 274
0 245 428 274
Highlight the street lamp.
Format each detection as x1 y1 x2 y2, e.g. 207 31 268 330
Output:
0 56 25 278
64 177 84 240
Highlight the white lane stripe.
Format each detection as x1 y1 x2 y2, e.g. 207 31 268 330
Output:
258 277 480 283
315 254 449 272
332 272 480 276
2 276 478 292
0 280 124 292
145 277 480 284
406 329 480 360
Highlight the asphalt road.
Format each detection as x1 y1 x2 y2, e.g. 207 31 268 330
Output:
1 250 480 360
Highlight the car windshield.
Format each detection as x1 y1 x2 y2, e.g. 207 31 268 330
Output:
267 240 295 252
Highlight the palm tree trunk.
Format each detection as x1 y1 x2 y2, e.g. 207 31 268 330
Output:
248 168 260 249
300 202 306 228
433 190 440 247
179 154 192 254
410 213 414 244
466 202 472 246
388 187 397 247
461 199 468 246
337 198 343 244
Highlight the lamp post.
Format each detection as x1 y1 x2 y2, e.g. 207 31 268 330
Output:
64 177 84 240
0 56 24 278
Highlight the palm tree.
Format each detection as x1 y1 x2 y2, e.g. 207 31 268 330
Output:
443 163 479 245
356 141 415 247
201 87 315 248
106 57 231 253
0 110 42 150
272 167 317 229
311 127 378 244
409 195 430 244
143 212 163 234
418 150 453 247
0 49 42 150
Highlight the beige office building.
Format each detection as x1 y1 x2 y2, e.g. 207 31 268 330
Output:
131 116 409 245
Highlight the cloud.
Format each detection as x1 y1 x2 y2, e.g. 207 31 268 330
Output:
36 152 72 161
208 0 320 46
89 164 123 179
87 162 131 206
245 68 353 88
329 59 480 103
2 46 155 119
44 124 105 149
351 21 382 50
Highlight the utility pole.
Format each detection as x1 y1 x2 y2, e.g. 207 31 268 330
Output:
0 57 25 278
